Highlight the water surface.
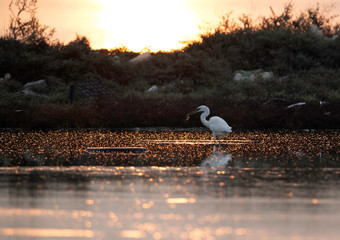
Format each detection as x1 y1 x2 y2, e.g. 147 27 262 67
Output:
0 130 339 167
0 130 339 239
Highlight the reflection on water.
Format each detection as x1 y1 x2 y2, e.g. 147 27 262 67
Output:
0 130 339 167
0 166 340 240
0 130 339 239
0 228 95 238
201 146 232 167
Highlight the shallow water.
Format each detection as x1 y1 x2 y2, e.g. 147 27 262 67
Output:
0 130 339 239
0 130 339 167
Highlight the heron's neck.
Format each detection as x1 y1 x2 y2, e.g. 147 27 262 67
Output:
200 112 210 128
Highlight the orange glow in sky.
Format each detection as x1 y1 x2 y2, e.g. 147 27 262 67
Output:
0 0 339 52
96 0 199 51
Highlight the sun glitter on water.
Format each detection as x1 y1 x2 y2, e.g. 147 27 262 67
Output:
96 0 200 52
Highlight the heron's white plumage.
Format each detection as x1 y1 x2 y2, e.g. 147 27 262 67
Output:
186 105 232 144
208 116 232 135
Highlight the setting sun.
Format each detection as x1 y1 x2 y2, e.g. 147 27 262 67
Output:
96 0 200 52
0 0 339 52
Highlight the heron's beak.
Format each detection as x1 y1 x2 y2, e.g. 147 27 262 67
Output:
186 110 198 121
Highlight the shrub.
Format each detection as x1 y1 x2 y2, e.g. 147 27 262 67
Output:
1 2 339 129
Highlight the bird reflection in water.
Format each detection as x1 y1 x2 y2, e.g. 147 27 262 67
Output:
201 145 232 167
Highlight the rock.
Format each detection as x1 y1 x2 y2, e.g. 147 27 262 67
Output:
112 55 121 65
129 52 151 64
261 71 273 79
325 34 339 41
22 89 49 98
233 69 261 81
311 24 323 38
234 69 274 81
233 73 243 81
148 85 158 92
23 79 49 98
0 78 4 82
311 24 339 40
249 74 255 81
319 101 327 107
4 73 11 80
23 79 47 90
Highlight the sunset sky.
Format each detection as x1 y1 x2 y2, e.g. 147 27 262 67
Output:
0 0 339 52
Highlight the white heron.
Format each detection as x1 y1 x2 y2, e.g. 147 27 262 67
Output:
186 105 232 145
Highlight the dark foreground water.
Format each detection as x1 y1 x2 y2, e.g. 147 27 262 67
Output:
0 130 339 239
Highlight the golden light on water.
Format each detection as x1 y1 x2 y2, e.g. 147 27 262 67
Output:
0 130 340 240
142 139 253 145
166 198 196 204
0 130 339 167
0 228 95 238
0 207 93 219
120 230 146 239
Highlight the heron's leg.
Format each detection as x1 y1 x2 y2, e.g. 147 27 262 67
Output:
218 136 221 149
213 133 216 145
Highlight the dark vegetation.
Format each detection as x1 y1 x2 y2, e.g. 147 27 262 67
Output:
0 1 340 129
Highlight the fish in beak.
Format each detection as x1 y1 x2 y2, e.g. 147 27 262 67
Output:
186 109 199 121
